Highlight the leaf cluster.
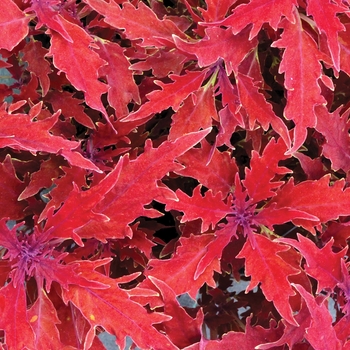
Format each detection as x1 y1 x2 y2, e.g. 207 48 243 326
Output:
1 0 350 349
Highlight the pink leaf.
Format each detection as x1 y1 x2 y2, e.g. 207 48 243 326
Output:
0 0 29 51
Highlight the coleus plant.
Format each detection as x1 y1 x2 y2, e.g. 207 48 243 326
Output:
1 0 350 349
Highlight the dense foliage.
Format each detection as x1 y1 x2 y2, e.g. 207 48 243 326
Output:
1 0 350 349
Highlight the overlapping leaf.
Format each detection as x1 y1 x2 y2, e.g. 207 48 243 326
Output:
278 234 347 293
45 90 95 129
69 129 210 241
83 0 186 47
339 23 350 76
44 156 124 245
293 284 342 349
26 0 72 42
27 288 63 349
199 0 237 22
96 39 140 118
235 73 290 148
175 139 238 197
0 102 100 172
173 26 257 75
237 234 300 325
306 0 346 71
48 16 109 118
62 261 178 350
205 316 282 350
146 234 221 299
22 40 52 97
123 70 208 123
2 0 350 347
149 277 203 348
169 84 217 141
243 137 290 203
0 220 108 292
208 0 298 39
271 175 350 232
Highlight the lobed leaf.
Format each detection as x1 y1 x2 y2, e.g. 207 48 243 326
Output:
236 234 300 326
271 175 350 232
272 11 326 153
62 261 178 350
123 70 208 123
83 0 186 47
208 0 298 39
164 186 231 232
277 234 347 293
173 26 257 75
0 102 100 172
73 129 211 241
48 16 109 119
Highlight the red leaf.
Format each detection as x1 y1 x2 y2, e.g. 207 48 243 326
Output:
315 105 350 173
242 137 290 203
256 300 312 349
44 156 124 245
164 186 231 232
18 156 64 200
217 69 244 128
175 139 238 197
149 276 203 348
277 234 346 293
339 23 350 76
335 314 350 345
0 102 100 172
26 0 73 42
199 0 237 22
205 316 282 350
254 204 318 228
83 0 186 47
293 152 327 180
271 175 350 232
96 39 140 118
272 11 326 153
123 70 208 123
147 234 221 298
0 0 29 51
130 49 188 78
306 0 346 71
61 262 177 350
211 0 298 39
293 284 342 350
0 282 35 349
45 90 95 129
169 83 217 141
195 222 237 279
38 165 88 221
0 220 108 292
173 26 257 75
27 288 63 349
236 73 290 148
22 40 52 97
48 17 109 118
236 234 300 325
73 129 211 241
0 155 27 220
